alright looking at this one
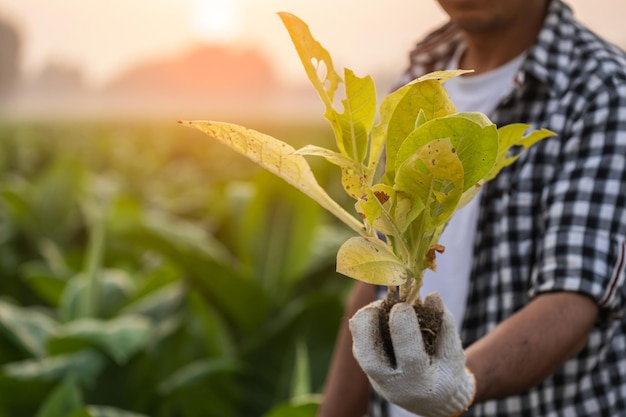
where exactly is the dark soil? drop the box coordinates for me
[379,298,443,367]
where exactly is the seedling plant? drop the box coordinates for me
[181,13,553,306]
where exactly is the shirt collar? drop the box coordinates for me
[519,0,577,97]
[403,0,576,97]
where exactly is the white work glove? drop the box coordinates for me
[349,293,475,417]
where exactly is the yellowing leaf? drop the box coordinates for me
[181,121,365,235]
[383,79,457,178]
[452,111,493,127]
[396,114,498,191]
[295,144,370,199]
[415,69,473,83]
[394,138,464,227]
[335,69,376,163]
[394,191,426,234]
[354,185,396,235]
[295,144,355,167]
[278,12,341,113]
[341,166,368,200]
[183,13,553,303]
[485,124,555,181]
[336,236,410,285]
[457,182,483,210]
[279,12,378,192]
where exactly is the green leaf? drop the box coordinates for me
[383,78,457,177]
[35,378,83,417]
[234,174,328,301]
[236,293,343,416]
[0,299,58,358]
[157,358,241,395]
[1,188,32,233]
[336,237,409,285]
[2,349,105,385]
[178,11,553,306]
[120,281,185,322]
[68,409,93,417]
[79,199,107,319]
[452,110,494,127]
[181,121,364,235]
[396,114,498,191]
[21,264,67,307]
[59,270,135,323]
[291,339,311,399]
[85,406,150,417]
[394,138,464,227]
[354,185,399,237]
[58,277,84,323]
[393,191,426,234]
[187,290,236,357]
[47,315,152,365]
[118,212,271,335]
[262,397,320,417]
[354,187,385,231]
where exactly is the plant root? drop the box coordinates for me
[377,296,443,366]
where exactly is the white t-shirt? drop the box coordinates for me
[388,49,524,417]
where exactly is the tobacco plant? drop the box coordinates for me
[0,122,345,417]
[182,13,554,304]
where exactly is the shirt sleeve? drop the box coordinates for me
[531,81,626,315]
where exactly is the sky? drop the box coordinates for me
[1,0,625,89]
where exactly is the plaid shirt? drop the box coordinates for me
[372,1,626,416]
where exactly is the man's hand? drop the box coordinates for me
[349,293,475,417]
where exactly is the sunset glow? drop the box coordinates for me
[189,0,242,43]
[1,0,623,91]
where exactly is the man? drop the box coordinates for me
[317,0,626,416]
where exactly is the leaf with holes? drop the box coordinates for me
[180,121,365,235]
[182,13,555,303]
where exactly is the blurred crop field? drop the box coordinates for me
[0,119,356,417]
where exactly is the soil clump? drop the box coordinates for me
[378,298,443,367]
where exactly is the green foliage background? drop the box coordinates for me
[0,120,354,417]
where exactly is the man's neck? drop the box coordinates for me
[459,6,546,74]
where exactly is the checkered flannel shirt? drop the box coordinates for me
[371,1,626,416]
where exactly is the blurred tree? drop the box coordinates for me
[0,16,20,99]
[31,62,84,94]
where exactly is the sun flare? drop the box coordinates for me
[189,0,242,43]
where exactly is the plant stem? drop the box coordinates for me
[386,286,398,304]
[405,270,423,305]
[82,202,105,318]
